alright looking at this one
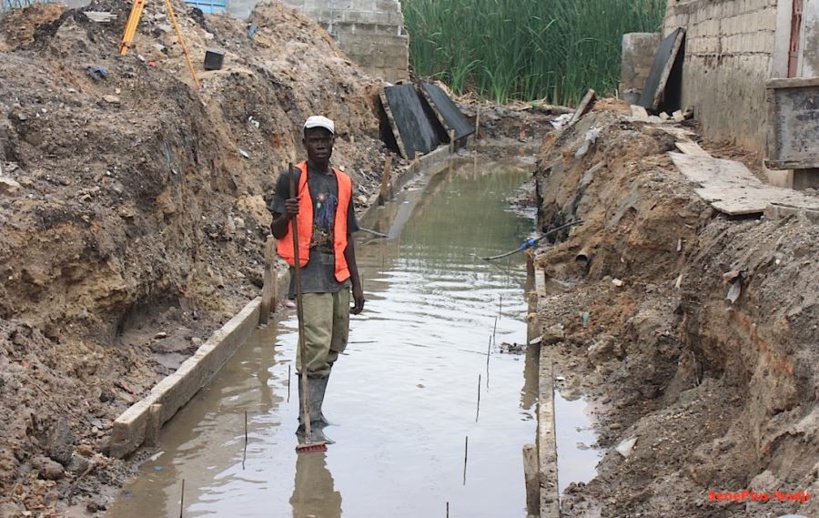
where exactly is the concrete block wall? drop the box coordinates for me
[284,0,409,83]
[664,0,778,151]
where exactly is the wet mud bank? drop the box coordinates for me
[532,102,819,517]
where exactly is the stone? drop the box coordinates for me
[0,177,22,196]
[542,324,565,345]
[102,95,121,105]
[66,454,90,475]
[48,417,75,466]
[587,334,622,366]
[33,455,65,480]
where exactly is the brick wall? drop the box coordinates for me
[284,0,409,83]
[664,0,778,151]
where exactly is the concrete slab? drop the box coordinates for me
[669,152,819,216]
[535,266,559,518]
[538,342,559,518]
[110,298,266,458]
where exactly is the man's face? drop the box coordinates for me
[303,127,334,164]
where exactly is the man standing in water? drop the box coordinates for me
[269,116,365,445]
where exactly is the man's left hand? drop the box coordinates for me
[351,285,365,315]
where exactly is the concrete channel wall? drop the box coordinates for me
[109,143,455,459]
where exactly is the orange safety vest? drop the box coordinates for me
[277,161,352,282]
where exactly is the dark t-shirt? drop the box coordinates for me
[269,164,359,296]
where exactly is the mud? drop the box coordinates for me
[533,102,819,517]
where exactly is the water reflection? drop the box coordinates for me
[290,453,341,518]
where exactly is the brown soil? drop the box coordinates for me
[534,102,819,517]
[0,2,560,516]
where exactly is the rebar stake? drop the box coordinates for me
[179,479,185,518]
[287,365,291,403]
[476,374,481,422]
[486,336,491,389]
[463,436,469,485]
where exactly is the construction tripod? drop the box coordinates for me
[120,0,201,89]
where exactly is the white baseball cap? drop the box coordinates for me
[303,115,334,134]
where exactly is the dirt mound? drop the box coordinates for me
[534,103,819,517]
[0,1,395,514]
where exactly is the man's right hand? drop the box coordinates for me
[284,197,299,220]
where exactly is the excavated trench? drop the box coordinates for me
[105,157,567,517]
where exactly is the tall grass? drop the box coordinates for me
[403,0,666,106]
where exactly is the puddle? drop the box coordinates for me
[554,391,603,493]
[108,160,540,517]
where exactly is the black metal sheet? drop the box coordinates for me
[420,83,474,140]
[383,84,441,160]
[639,27,685,111]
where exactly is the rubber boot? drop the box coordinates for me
[308,376,334,444]
[313,375,335,429]
[295,376,334,445]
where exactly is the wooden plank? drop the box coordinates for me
[675,141,711,157]
[767,77,819,89]
[382,84,442,160]
[377,155,393,206]
[568,88,597,126]
[639,28,685,111]
[379,89,409,159]
[418,82,474,140]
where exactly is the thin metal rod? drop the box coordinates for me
[287,365,291,403]
[476,374,481,422]
[463,436,469,485]
[486,336,491,389]
[179,479,185,518]
[492,316,498,346]
[446,502,450,517]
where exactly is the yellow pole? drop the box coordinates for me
[119,0,146,55]
[164,0,201,89]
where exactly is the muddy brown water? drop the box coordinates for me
[108,160,556,517]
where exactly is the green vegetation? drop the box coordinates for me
[402,0,666,106]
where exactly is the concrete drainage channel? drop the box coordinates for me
[108,143,453,460]
[108,141,589,517]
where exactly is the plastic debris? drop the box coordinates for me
[85,65,108,81]
[247,23,258,39]
[726,280,742,304]
[549,113,572,129]
[581,311,590,328]
[575,127,601,158]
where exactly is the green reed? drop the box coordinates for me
[403,0,666,105]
